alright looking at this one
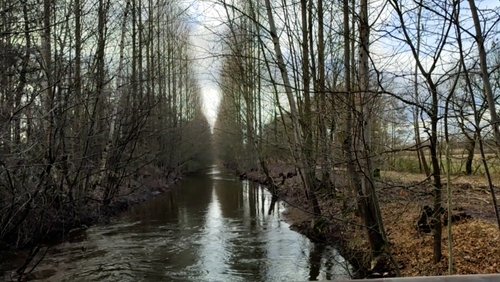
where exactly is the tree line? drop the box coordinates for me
[0,0,211,254]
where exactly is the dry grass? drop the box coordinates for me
[383,169,500,185]
[385,152,500,175]
[383,202,500,276]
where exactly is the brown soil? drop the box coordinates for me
[238,165,500,278]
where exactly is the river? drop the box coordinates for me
[1,166,351,281]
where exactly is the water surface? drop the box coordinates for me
[2,166,350,281]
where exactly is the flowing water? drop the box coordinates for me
[1,166,351,281]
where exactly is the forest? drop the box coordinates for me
[1,0,499,279]
[212,0,499,277]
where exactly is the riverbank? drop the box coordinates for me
[237,164,500,278]
[3,166,350,281]
[0,165,183,257]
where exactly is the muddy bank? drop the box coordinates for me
[235,164,500,278]
[236,165,376,278]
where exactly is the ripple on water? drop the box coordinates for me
[1,168,352,281]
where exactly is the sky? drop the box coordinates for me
[183,0,500,130]
[183,0,226,128]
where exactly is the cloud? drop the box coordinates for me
[182,0,226,127]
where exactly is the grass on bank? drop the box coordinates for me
[384,152,500,176]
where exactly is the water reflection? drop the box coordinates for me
[196,187,230,280]
[1,165,351,281]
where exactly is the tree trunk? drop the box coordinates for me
[457,5,500,230]
[343,0,387,263]
[300,0,321,216]
[428,81,443,263]
[264,0,320,216]
[465,136,476,176]
[413,0,430,177]
[467,0,500,150]
[317,0,330,188]
[42,0,54,163]
[358,0,388,258]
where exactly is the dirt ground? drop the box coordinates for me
[239,165,500,277]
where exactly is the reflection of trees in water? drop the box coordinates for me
[127,176,214,224]
[214,179,244,218]
[214,179,277,221]
[309,243,323,281]
[2,169,351,281]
